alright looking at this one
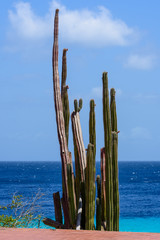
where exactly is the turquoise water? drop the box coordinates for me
[39,217,160,232]
[120,218,160,233]
[1,161,160,233]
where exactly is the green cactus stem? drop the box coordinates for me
[110,88,117,132]
[89,99,96,163]
[74,99,78,113]
[102,72,113,231]
[111,132,119,231]
[85,143,95,230]
[96,175,101,230]
[67,163,76,228]
[96,198,101,230]
[61,49,70,146]
[110,88,119,231]
[78,98,83,112]
[100,147,106,225]
[61,49,68,93]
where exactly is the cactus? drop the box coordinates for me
[96,175,101,230]
[78,99,83,112]
[67,163,76,228]
[96,198,101,230]
[102,72,113,231]
[46,9,120,232]
[71,100,86,228]
[85,143,95,230]
[110,88,119,231]
[100,148,106,226]
[52,9,71,228]
[61,49,70,146]
[89,99,96,163]
[110,88,117,132]
[53,192,62,224]
[74,99,78,113]
[76,195,82,230]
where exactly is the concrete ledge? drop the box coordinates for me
[0,228,160,240]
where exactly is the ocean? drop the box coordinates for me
[0,161,160,232]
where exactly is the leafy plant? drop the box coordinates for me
[0,191,43,228]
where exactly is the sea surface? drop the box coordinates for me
[0,161,160,232]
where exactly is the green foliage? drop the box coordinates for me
[0,192,43,228]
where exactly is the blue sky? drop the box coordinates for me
[0,0,160,161]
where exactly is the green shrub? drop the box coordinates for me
[0,192,43,228]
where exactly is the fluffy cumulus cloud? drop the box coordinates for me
[124,54,155,70]
[8,2,51,39]
[131,127,151,140]
[8,1,137,46]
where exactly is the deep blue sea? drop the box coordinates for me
[0,161,160,232]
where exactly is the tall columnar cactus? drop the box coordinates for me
[71,99,86,182]
[44,8,120,232]
[85,143,95,230]
[100,148,106,228]
[102,72,113,231]
[71,99,86,227]
[96,175,101,230]
[89,99,96,163]
[110,88,117,132]
[52,9,71,228]
[67,163,76,228]
[61,49,70,146]
[110,88,119,231]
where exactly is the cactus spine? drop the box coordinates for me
[102,72,113,231]
[110,88,119,231]
[85,144,95,230]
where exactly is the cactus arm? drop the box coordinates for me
[67,163,76,228]
[85,144,95,230]
[61,49,70,146]
[110,88,119,231]
[100,147,106,224]
[89,99,96,165]
[102,72,113,231]
[96,175,101,230]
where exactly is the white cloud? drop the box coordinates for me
[131,127,151,140]
[8,2,51,40]
[124,54,155,70]
[8,1,137,46]
[91,87,122,99]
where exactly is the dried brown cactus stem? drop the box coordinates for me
[52,9,70,228]
[71,111,86,182]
